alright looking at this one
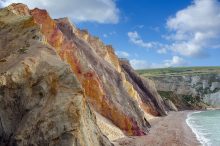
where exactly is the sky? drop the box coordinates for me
[1,0,220,69]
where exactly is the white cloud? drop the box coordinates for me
[1,0,119,23]
[103,34,108,38]
[164,56,187,67]
[116,51,130,58]
[127,31,169,54]
[150,26,160,32]
[103,31,116,38]
[130,59,164,69]
[128,31,158,48]
[166,0,220,57]
[128,0,220,59]
[157,48,167,54]
[130,59,151,69]
[130,56,187,69]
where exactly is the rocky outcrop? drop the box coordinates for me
[0,3,169,144]
[0,4,111,146]
[163,99,178,112]
[119,59,167,116]
[148,74,220,109]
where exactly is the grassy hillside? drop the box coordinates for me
[137,66,220,77]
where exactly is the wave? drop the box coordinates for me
[186,111,211,146]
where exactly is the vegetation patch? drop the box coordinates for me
[182,95,200,104]
[158,91,207,110]
[137,67,220,77]
[212,88,220,93]
[18,47,28,54]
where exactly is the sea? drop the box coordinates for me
[186,110,220,146]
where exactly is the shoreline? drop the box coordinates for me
[186,111,205,146]
[114,111,201,146]
[186,109,220,146]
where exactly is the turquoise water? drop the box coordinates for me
[186,110,220,146]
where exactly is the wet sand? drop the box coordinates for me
[114,111,201,146]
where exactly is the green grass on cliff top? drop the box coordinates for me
[137,66,220,77]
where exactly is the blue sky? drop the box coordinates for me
[1,0,220,69]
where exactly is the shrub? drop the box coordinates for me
[18,47,28,54]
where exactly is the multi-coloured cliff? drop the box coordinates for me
[0,3,169,145]
[0,4,112,145]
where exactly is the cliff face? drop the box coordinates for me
[46,15,149,136]
[33,7,168,135]
[119,60,167,115]
[0,3,169,144]
[0,4,111,146]
[149,74,220,109]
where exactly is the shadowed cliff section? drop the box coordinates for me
[119,59,167,116]
[0,3,169,144]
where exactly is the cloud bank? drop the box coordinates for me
[116,51,130,58]
[128,31,160,49]
[130,56,187,69]
[164,56,187,67]
[0,0,120,23]
[167,0,220,57]
[129,0,220,58]
[128,0,220,68]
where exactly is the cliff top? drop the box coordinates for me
[137,66,220,77]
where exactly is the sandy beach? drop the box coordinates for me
[114,111,201,146]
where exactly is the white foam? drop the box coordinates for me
[186,111,212,146]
